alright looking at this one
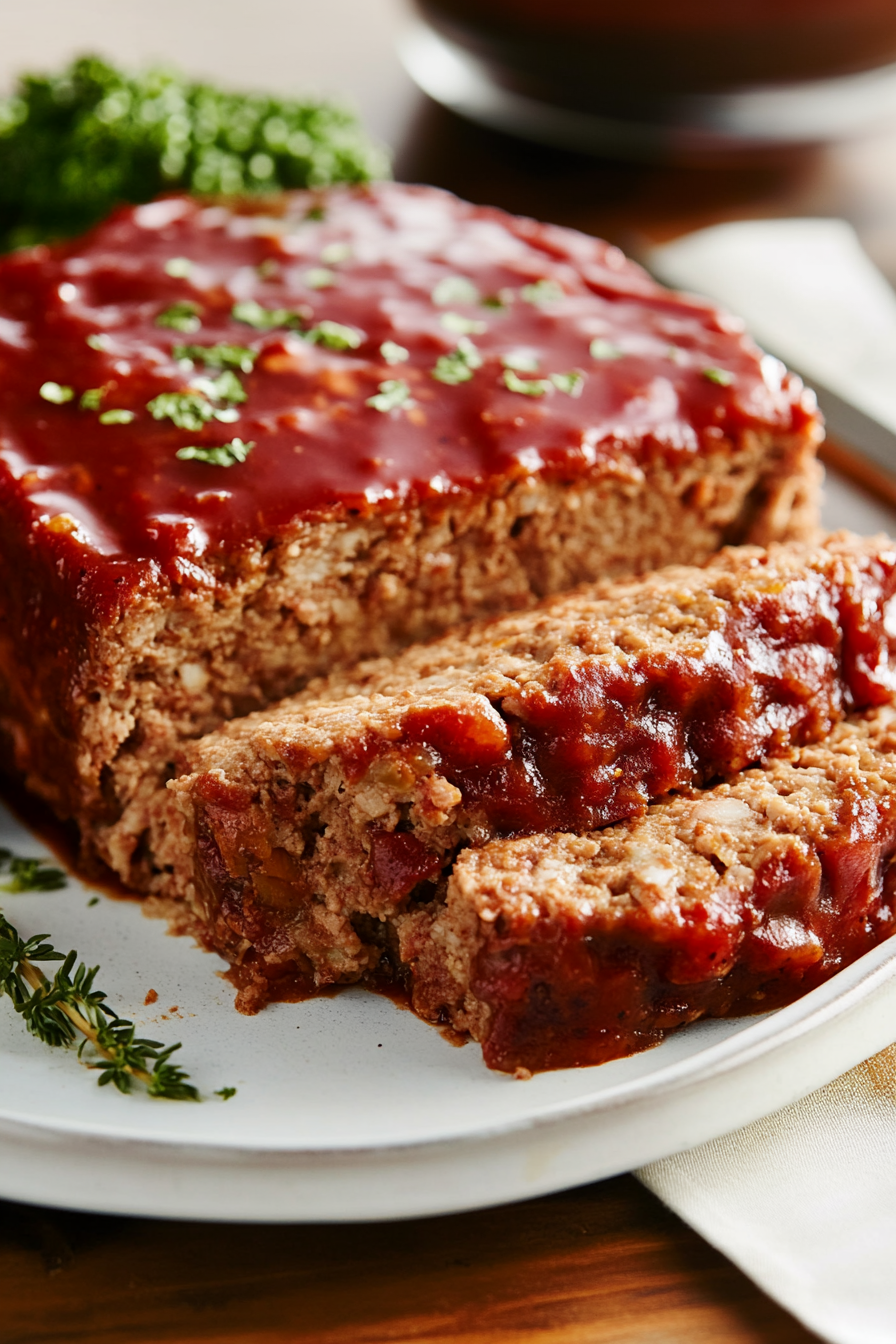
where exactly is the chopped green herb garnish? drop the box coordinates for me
[39,381,74,404]
[501,350,539,373]
[79,386,105,410]
[303,267,336,289]
[551,371,584,397]
[441,311,487,336]
[590,338,624,361]
[215,1086,237,1100]
[232,299,301,331]
[503,369,551,397]
[164,256,193,278]
[156,301,202,333]
[380,340,409,365]
[176,438,254,467]
[98,408,135,425]
[432,276,479,307]
[0,897,197,1099]
[432,337,483,385]
[307,320,363,350]
[192,369,246,404]
[703,367,734,386]
[86,333,111,352]
[0,848,66,894]
[173,343,257,374]
[87,897,100,907]
[147,391,214,431]
[0,55,389,252]
[366,378,412,412]
[521,279,565,306]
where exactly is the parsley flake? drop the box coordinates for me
[147,390,215,432]
[164,256,193,278]
[432,276,479,307]
[39,381,74,404]
[215,1086,237,1100]
[380,340,409,365]
[156,301,202,333]
[521,279,564,306]
[307,320,363,350]
[503,369,551,397]
[501,350,539,373]
[551,371,584,397]
[192,370,246,404]
[173,343,257,374]
[703,367,734,386]
[99,408,135,425]
[303,267,337,289]
[432,337,483,385]
[441,311,487,336]
[590,338,624,361]
[79,386,105,410]
[366,379,412,412]
[177,438,255,467]
[232,299,301,331]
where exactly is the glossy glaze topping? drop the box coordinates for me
[0,183,814,598]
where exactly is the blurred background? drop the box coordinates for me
[5,0,896,283]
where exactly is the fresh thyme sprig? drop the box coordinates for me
[0,892,198,1100]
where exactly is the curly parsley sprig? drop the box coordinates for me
[0,55,390,251]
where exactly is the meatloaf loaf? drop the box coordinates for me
[0,181,821,888]
[401,706,896,1073]
[164,532,896,1008]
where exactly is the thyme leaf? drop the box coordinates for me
[0,848,66,894]
[0,899,198,1100]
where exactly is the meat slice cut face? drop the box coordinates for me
[402,706,896,1073]
[164,532,896,1011]
[0,180,821,890]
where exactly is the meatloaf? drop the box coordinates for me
[401,706,896,1073]
[0,181,821,888]
[164,532,896,1008]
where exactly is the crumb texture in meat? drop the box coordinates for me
[405,706,896,1071]
[0,182,820,889]
[166,532,896,1013]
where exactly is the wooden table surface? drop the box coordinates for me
[6,3,896,1339]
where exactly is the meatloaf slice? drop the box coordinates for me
[399,706,896,1073]
[165,532,896,1006]
[0,181,820,890]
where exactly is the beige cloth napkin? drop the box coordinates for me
[642,221,896,1344]
[638,1045,896,1344]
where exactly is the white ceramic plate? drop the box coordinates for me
[1,470,894,1224]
